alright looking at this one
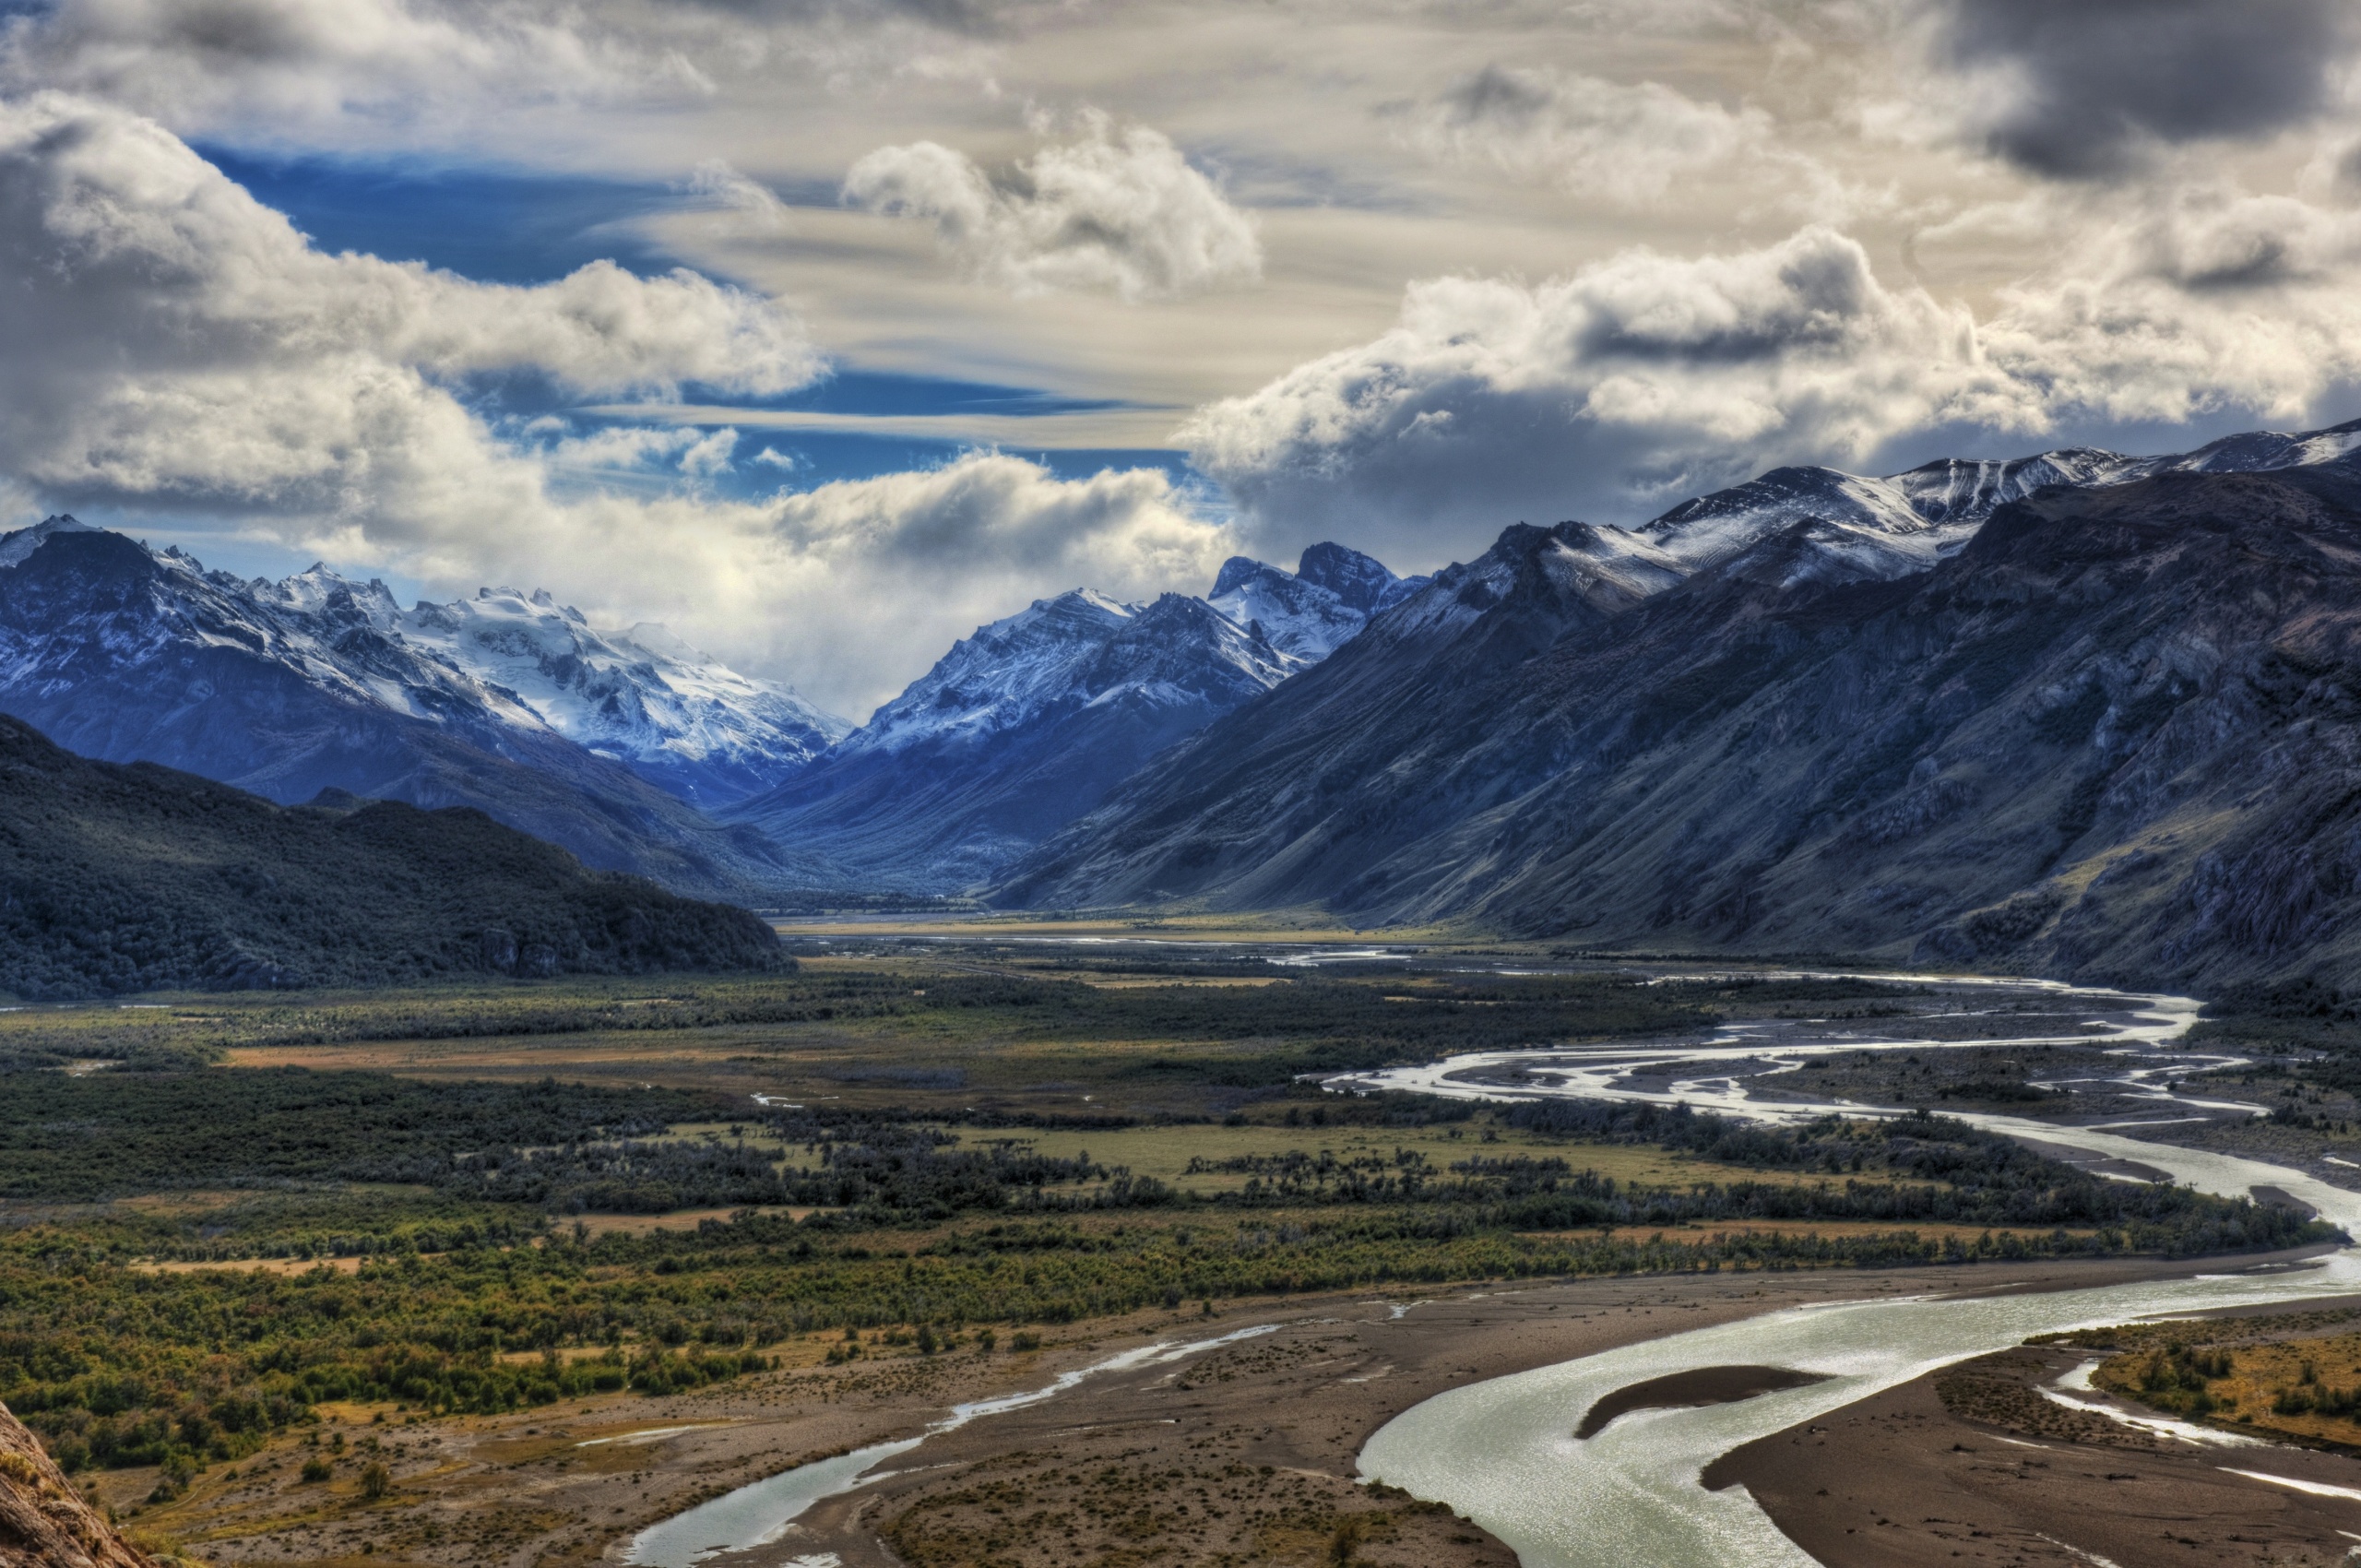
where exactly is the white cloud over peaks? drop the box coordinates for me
[0,93,1228,715]
[0,90,816,526]
[1399,65,1781,206]
[1978,189,2361,428]
[534,453,1233,719]
[843,113,1263,300]
[1182,225,2022,557]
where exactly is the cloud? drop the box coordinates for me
[684,159,792,231]
[1919,0,2361,177]
[460,451,1233,717]
[1190,184,2361,563]
[1181,225,2023,558]
[0,90,817,519]
[843,111,1262,300]
[0,0,1005,156]
[1397,65,1780,206]
[0,92,1228,716]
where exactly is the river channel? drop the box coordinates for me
[631,966,2361,1565]
[1337,974,2361,1566]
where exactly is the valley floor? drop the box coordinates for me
[100,1255,2259,1568]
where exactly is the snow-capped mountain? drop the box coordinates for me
[389,588,844,809]
[726,588,1301,891]
[1205,542,1429,661]
[1000,425,2361,990]
[722,540,1424,893]
[1635,416,2361,588]
[0,520,822,896]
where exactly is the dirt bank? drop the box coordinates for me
[1707,1326,2361,1565]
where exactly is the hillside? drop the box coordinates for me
[0,716,784,1000]
[0,521,821,898]
[1003,468,2361,998]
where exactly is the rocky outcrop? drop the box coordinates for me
[0,1403,154,1568]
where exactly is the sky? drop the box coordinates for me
[3,0,2359,719]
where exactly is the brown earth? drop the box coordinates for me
[1708,1335,2361,1565]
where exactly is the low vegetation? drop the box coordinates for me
[2042,1309,2361,1449]
[0,714,784,1001]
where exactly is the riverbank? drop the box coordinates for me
[691,1251,2335,1568]
[1705,1298,2361,1566]
[81,1252,2267,1567]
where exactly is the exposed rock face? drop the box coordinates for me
[1003,468,2361,997]
[0,1402,154,1568]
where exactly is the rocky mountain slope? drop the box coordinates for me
[726,544,1418,892]
[0,715,783,1000]
[0,1399,153,1568]
[0,521,822,897]
[724,589,1302,892]
[1002,456,2361,996]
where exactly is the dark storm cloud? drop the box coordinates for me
[1930,0,2356,176]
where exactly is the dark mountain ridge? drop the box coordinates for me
[0,714,783,1000]
[1004,466,2361,997]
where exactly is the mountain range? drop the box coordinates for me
[25,412,2361,997]
[724,544,1420,891]
[1003,419,2361,996]
[0,518,837,897]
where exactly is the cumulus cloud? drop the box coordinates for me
[1182,225,2023,557]
[1918,0,2361,176]
[459,452,1234,717]
[843,112,1262,299]
[1397,65,1781,206]
[0,91,816,523]
[1190,185,2361,562]
[0,91,1231,715]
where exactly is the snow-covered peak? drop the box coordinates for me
[257,563,404,627]
[1889,449,2138,525]
[840,589,1159,758]
[0,521,841,810]
[1205,542,1423,661]
[1207,558,1365,661]
[1295,542,1401,614]
[1640,466,1933,568]
[1539,521,1688,603]
[1629,417,2361,591]
[393,587,845,807]
[0,515,97,570]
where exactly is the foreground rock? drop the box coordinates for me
[0,1403,153,1568]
